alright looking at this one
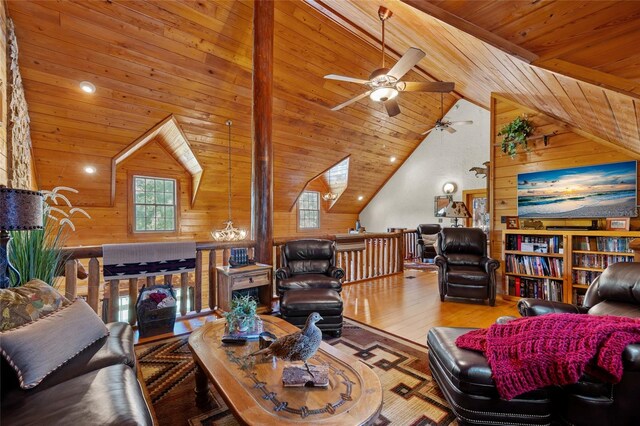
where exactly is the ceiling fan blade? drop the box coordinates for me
[397,81,455,93]
[330,90,372,111]
[448,120,473,125]
[387,47,426,81]
[444,126,457,134]
[324,74,370,85]
[421,127,435,135]
[384,98,401,117]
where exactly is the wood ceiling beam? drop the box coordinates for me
[304,0,466,103]
[400,0,539,64]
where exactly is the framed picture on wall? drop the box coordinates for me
[434,195,451,217]
[506,216,520,229]
[606,217,630,231]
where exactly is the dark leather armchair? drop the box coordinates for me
[434,227,498,306]
[517,262,640,426]
[416,224,441,262]
[275,239,345,298]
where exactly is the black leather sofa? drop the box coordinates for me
[427,262,640,426]
[1,321,153,425]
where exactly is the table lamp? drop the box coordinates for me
[0,186,44,288]
[444,201,471,228]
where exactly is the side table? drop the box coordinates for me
[216,263,272,313]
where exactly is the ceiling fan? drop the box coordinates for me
[422,94,473,135]
[324,6,455,117]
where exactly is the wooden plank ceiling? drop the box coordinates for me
[8,0,454,213]
[9,0,640,217]
[316,0,640,157]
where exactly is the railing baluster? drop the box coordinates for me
[146,276,155,286]
[195,250,202,313]
[109,280,120,322]
[180,272,188,316]
[64,259,77,300]
[88,258,100,313]
[128,278,137,325]
[164,274,172,285]
[223,248,230,266]
[209,250,216,310]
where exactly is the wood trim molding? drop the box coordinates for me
[399,0,538,64]
[289,154,351,212]
[111,115,203,207]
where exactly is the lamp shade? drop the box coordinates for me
[0,187,44,230]
[444,201,471,219]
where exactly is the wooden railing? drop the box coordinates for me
[60,231,407,324]
[273,232,404,285]
[60,241,255,324]
[402,229,419,261]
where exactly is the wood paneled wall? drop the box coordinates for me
[64,142,352,246]
[489,94,640,260]
[0,1,7,186]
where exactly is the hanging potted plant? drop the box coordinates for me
[498,115,534,158]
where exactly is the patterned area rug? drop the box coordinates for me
[404,262,438,272]
[135,320,457,425]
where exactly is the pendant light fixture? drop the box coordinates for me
[211,120,247,242]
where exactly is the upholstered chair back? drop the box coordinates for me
[582,262,640,317]
[282,239,336,275]
[436,228,487,266]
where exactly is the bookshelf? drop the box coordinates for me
[502,230,640,304]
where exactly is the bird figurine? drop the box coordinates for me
[249,312,323,377]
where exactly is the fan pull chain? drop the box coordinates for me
[381,18,385,68]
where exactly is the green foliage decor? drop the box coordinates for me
[9,187,90,287]
[498,115,534,158]
[224,294,258,332]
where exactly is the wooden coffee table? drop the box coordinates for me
[188,315,383,425]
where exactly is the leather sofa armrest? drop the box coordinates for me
[623,343,640,371]
[480,257,500,272]
[327,265,345,280]
[417,239,425,247]
[434,255,447,267]
[518,298,588,317]
[275,266,291,280]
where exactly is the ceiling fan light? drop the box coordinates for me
[370,87,398,102]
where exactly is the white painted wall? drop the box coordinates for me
[360,99,490,232]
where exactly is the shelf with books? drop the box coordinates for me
[569,232,639,305]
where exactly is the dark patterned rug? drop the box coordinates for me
[135,319,457,425]
[404,262,439,272]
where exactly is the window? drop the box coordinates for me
[298,191,320,229]
[133,176,177,232]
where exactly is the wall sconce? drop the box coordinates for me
[442,182,457,195]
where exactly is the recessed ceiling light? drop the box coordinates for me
[84,166,96,174]
[358,195,364,201]
[390,156,397,163]
[80,81,96,94]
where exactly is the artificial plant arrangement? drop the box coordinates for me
[498,115,534,158]
[224,294,258,333]
[9,186,90,287]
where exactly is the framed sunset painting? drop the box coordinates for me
[517,161,638,218]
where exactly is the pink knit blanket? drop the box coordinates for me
[455,314,640,400]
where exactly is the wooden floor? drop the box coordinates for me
[342,268,518,344]
[137,267,518,345]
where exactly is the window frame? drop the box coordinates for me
[128,172,180,235]
[297,190,321,231]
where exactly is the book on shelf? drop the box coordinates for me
[505,254,563,278]
[506,234,562,254]
[507,276,562,301]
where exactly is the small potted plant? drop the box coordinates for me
[498,115,534,158]
[224,294,257,333]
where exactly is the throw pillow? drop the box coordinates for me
[0,298,109,389]
[0,279,70,331]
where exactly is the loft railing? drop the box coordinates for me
[272,232,404,285]
[60,231,407,325]
[402,229,419,261]
[60,241,255,324]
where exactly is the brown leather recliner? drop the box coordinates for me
[518,262,640,426]
[416,224,441,262]
[276,239,345,335]
[434,228,499,306]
